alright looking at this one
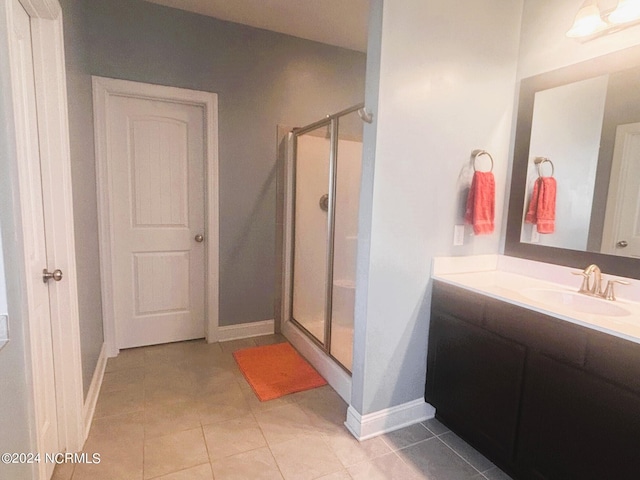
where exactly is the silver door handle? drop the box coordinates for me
[194,234,204,243]
[42,268,63,283]
[616,240,629,248]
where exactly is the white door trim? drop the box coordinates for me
[4,0,85,458]
[93,76,220,356]
[601,122,640,255]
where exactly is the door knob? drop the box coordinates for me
[194,234,204,243]
[42,268,63,283]
[319,194,329,212]
[616,240,629,248]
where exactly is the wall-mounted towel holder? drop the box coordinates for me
[534,157,555,177]
[472,149,494,172]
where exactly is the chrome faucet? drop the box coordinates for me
[572,264,629,300]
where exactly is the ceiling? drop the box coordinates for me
[144,0,370,52]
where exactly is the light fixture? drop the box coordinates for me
[567,0,640,40]
[608,0,640,23]
[566,1,608,38]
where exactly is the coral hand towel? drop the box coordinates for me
[464,171,495,235]
[525,177,556,234]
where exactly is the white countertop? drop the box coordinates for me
[432,255,640,345]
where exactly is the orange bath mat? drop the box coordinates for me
[233,343,327,401]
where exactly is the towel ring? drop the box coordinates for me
[472,150,494,173]
[534,157,555,178]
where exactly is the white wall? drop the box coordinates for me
[0,228,6,314]
[518,0,640,79]
[352,0,523,415]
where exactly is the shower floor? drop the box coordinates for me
[295,318,353,372]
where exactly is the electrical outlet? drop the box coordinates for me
[454,225,465,246]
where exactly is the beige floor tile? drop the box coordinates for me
[381,423,434,451]
[101,367,145,393]
[347,452,423,480]
[195,380,245,404]
[253,403,317,446]
[51,461,74,480]
[323,429,392,467]
[314,471,352,480]
[143,427,209,479]
[94,385,144,418]
[197,392,252,425]
[188,363,241,388]
[296,388,348,434]
[105,347,146,373]
[149,463,214,479]
[253,334,287,346]
[202,414,266,460]
[270,434,344,480]
[144,376,196,407]
[211,447,284,480]
[219,338,256,353]
[75,431,143,480]
[87,411,145,443]
[144,400,201,438]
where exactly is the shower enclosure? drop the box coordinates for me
[282,104,364,377]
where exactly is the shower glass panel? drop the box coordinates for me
[289,103,364,373]
[329,111,362,371]
[291,124,332,345]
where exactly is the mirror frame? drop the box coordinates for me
[505,44,640,279]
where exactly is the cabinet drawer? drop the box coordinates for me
[432,280,485,326]
[484,300,588,367]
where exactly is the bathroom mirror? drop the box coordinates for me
[505,44,640,279]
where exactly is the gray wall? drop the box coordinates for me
[352,0,523,415]
[0,1,37,476]
[60,1,366,360]
[60,0,104,399]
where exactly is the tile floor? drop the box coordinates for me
[52,335,513,480]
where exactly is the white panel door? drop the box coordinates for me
[603,123,640,258]
[9,0,59,477]
[108,95,206,348]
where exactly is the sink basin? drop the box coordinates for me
[521,288,631,317]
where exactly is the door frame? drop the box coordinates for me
[601,122,640,255]
[2,0,85,458]
[93,76,220,356]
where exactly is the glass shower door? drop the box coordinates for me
[291,123,332,345]
[289,104,364,372]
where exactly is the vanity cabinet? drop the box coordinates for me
[426,290,526,467]
[426,280,640,480]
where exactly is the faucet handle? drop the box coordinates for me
[572,271,590,293]
[603,279,630,301]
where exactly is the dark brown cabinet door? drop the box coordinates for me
[517,353,640,480]
[426,311,526,467]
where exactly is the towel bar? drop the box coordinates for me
[534,157,555,177]
[472,150,494,173]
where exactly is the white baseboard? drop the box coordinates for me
[218,319,274,342]
[282,320,351,404]
[82,343,107,441]
[345,398,435,441]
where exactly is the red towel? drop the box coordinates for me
[464,171,495,235]
[525,177,556,234]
